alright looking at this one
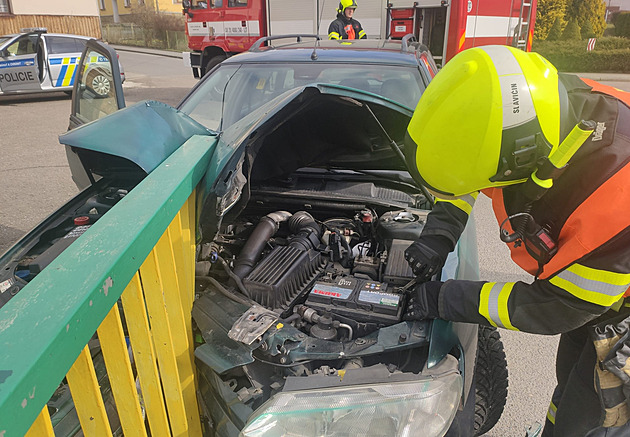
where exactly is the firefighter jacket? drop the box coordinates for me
[328,14,367,40]
[424,74,630,335]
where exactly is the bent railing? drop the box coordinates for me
[0,135,216,436]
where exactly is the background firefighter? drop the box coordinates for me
[402,45,630,436]
[328,0,367,40]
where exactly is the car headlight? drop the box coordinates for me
[240,372,462,437]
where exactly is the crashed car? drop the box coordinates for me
[0,37,508,436]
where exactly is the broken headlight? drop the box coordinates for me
[239,372,462,437]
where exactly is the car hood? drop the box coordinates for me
[196,84,415,240]
[58,85,414,239]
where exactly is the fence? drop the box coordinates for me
[0,135,216,436]
[102,23,188,52]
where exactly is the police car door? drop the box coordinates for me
[45,35,85,89]
[69,39,125,129]
[0,34,42,93]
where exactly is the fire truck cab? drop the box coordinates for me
[183,0,536,78]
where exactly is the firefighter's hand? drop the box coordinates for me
[404,236,452,281]
[403,281,442,321]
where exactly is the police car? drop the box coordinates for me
[0,28,125,96]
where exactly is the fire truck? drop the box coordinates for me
[182,0,537,78]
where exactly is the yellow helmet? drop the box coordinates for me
[337,0,358,14]
[405,45,565,198]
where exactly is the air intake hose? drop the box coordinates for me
[233,211,292,279]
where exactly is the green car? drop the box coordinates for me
[0,36,512,437]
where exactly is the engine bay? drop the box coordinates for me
[200,201,429,342]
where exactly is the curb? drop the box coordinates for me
[111,44,184,59]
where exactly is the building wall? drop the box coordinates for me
[12,0,99,16]
[99,0,136,18]
[0,0,101,38]
[609,0,630,11]
[157,0,183,14]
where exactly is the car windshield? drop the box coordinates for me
[179,62,424,131]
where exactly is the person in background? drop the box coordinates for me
[328,0,366,40]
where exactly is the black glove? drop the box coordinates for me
[404,236,453,281]
[403,281,443,321]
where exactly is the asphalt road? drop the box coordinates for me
[1,50,629,436]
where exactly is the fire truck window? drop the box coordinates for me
[210,0,222,8]
[191,0,208,9]
[228,0,247,7]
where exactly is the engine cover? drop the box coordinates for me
[243,245,325,315]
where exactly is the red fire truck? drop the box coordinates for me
[182,0,537,78]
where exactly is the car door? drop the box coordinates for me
[69,39,125,130]
[0,34,42,93]
[44,35,85,89]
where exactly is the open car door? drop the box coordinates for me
[68,39,125,130]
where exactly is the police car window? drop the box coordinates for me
[47,36,83,54]
[6,35,38,56]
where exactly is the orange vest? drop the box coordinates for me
[484,79,630,284]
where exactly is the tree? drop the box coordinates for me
[566,0,607,37]
[581,20,596,39]
[546,17,563,40]
[535,0,568,40]
[561,17,582,40]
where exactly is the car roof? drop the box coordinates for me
[222,38,428,67]
[1,32,92,40]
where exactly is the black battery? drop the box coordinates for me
[305,276,403,324]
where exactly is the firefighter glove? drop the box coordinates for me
[404,236,452,281]
[403,281,442,321]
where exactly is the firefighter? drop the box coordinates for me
[403,45,630,436]
[328,0,367,40]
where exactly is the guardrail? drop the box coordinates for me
[0,135,216,436]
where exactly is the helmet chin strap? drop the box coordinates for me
[499,120,596,269]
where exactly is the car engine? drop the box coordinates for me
[200,207,427,342]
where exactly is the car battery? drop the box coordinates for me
[304,276,403,324]
[383,239,416,286]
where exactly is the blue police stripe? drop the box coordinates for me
[56,65,68,87]
[49,58,64,65]
[0,59,36,69]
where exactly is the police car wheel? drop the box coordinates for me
[88,70,111,97]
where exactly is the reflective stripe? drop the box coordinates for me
[358,30,366,38]
[436,192,478,215]
[546,401,557,425]
[479,282,518,330]
[62,64,76,87]
[329,32,340,40]
[550,264,630,307]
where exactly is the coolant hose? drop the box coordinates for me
[232,211,292,279]
[197,275,255,307]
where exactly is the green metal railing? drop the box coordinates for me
[0,135,216,436]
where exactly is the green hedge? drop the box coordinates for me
[615,12,630,38]
[532,37,630,72]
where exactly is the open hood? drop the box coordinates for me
[59,100,215,177]
[196,84,415,241]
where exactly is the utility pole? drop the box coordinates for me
[111,0,120,23]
